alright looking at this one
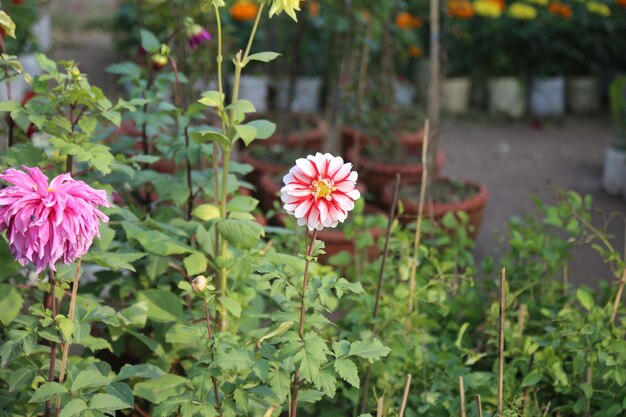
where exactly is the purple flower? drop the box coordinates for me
[187,24,212,49]
[0,166,111,273]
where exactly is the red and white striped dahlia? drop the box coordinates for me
[281,153,360,231]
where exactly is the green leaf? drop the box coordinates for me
[106,62,142,78]
[0,11,16,38]
[122,223,193,256]
[218,219,264,250]
[215,349,252,371]
[140,29,160,53]
[576,288,594,311]
[521,370,542,387]
[348,339,391,362]
[246,119,276,140]
[580,382,593,399]
[116,364,167,381]
[29,382,68,403]
[227,99,256,113]
[192,204,221,221]
[35,53,57,74]
[0,284,24,326]
[198,91,225,108]
[71,369,110,392]
[183,252,208,276]
[137,289,183,323]
[59,399,88,417]
[246,52,281,63]
[89,393,132,411]
[219,296,242,318]
[299,389,324,403]
[95,223,116,251]
[56,315,75,342]
[7,368,35,392]
[268,371,290,402]
[192,130,230,150]
[334,358,360,388]
[82,251,146,272]
[234,124,257,146]
[295,333,330,382]
[133,374,186,404]
[312,370,336,398]
[226,196,259,213]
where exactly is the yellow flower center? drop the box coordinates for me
[312,178,334,200]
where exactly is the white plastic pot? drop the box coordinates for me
[277,77,322,113]
[33,12,52,52]
[488,77,525,118]
[530,77,565,117]
[602,147,626,195]
[442,77,471,114]
[567,76,598,114]
[233,75,268,113]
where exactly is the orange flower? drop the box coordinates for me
[548,1,573,17]
[396,12,423,29]
[492,0,506,11]
[308,0,321,16]
[617,0,626,7]
[408,46,424,58]
[447,0,475,19]
[230,0,260,21]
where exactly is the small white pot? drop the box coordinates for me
[0,53,42,102]
[567,76,598,114]
[33,12,52,52]
[488,77,525,118]
[602,147,626,195]
[530,76,565,117]
[442,77,471,114]
[277,77,322,113]
[233,75,268,113]
[394,78,415,106]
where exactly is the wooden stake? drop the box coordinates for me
[426,0,441,190]
[376,397,384,417]
[475,395,483,417]
[408,120,430,315]
[497,268,506,417]
[459,376,467,417]
[399,374,412,417]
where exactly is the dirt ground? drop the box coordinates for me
[46,0,625,288]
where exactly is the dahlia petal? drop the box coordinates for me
[294,198,314,219]
[295,158,317,179]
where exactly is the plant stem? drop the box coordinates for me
[376,397,384,417]
[407,120,430,315]
[44,270,57,417]
[517,303,527,340]
[55,259,82,416]
[497,267,506,417]
[459,376,467,417]
[476,395,483,417]
[427,0,441,192]
[398,374,412,417]
[204,298,222,415]
[611,268,626,325]
[212,3,224,300]
[289,229,318,417]
[359,174,401,414]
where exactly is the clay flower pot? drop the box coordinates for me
[341,126,425,156]
[347,145,446,201]
[383,177,489,239]
[240,114,327,186]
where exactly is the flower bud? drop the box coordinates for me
[192,275,208,293]
[151,54,169,70]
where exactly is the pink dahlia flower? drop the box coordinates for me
[0,167,111,274]
[187,24,212,49]
[281,153,360,231]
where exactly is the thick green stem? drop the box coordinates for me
[218,149,231,331]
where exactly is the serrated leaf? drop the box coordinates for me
[295,333,330,382]
[116,364,167,381]
[7,368,35,392]
[334,358,360,388]
[137,289,183,323]
[183,252,208,276]
[269,371,290,402]
[215,349,251,371]
[29,382,68,403]
[348,339,390,362]
[220,296,242,318]
[133,374,186,404]
[299,389,324,403]
[192,204,221,221]
[59,399,87,417]
[0,284,24,326]
[312,370,337,398]
[89,393,132,411]
[71,369,110,392]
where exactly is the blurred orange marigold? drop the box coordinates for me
[396,12,423,29]
[548,1,573,17]
[617,0,626,7]
[230,0,260,21]
[447,0,475,19]
[308,1,321,16]
[409,46,424,57]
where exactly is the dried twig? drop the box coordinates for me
[459,376,467,417]
[399,374,412,417]
[475,394,483,417]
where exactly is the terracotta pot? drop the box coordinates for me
[341,126,425,156]
[240,114,327,186]
[382,177,489,239]
[258,174,384,262]
[347,145,446,201]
